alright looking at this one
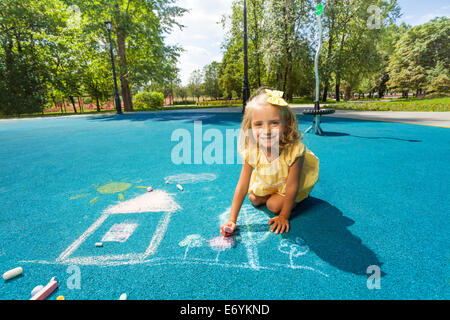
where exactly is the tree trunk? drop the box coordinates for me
[96,97,101,112]
[51,94,58,110]
[77,96,83,113]
[322,19,335,103]
[61,98,67,113]
[251,0,261,88]
[116,29,133,111]
[322,84,328,102]
[277,65,281,90]
[344,86,351,101]
[335,77,341,102]
[68,95,77,113]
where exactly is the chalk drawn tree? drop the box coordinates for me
[220,204,271,270]
[278,237,309,268]
[179,234,204,259]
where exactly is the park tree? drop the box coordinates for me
[70,0,186,111]
[0,0,63,115]
[219,1,244,99]
[188,69,204,102]
[387,17,450,97]
[261,0,313,102]
[320,0,400,101]
[220,0,313,101]
[203,61,222,100]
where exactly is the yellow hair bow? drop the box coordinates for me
[265,89,288,106]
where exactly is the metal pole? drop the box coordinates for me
[242,0,250,114]
[106,25,122,114]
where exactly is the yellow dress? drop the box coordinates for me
[241,140,319,203]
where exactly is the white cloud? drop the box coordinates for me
[165,0,233,85]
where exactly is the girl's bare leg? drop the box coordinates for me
[266,194,299,214]
[248,192,270,207]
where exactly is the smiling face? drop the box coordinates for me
[250,101,284,152]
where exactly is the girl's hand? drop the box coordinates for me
[268,216,290,234]
[220,221,236,237]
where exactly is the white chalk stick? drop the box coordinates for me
[119,293,127,300]
[31,285,44,296]
[30,277,58,300]
[95,242,103,247]
[2,267,23,280]
[176,184,183,191]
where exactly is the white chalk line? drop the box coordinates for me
[164,173,217,184]
[56,213,108,262]
[141,211,173,260]
[19,256,329,277]
[104,190,180,214]
[54,189,179,265]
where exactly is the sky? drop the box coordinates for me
[164,0,450,86]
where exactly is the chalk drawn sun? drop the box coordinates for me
[69,179,149,205]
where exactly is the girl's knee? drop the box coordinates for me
[266,197,282,214]
[248,193,257,204]
[249,193,267,207]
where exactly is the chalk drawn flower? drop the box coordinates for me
[208,236,234,262]
[179,234,205,259]
[278,237,309,268]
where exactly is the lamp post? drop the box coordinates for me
[303,1,335,135]
[104,20,122,114]
[242,0,250,114]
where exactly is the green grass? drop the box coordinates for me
[330,97,450,112]
[2,96,448,119]
[162,104,241,110]
[0,109,116,119]
[291,97,337,104]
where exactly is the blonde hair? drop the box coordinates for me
[238,87,301,155]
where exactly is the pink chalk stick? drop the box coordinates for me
[224,226,233,234]
[30,277,58,300]
[147,187,153,192]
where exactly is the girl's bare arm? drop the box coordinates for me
[279,155,304,219]
[228,161,253,223]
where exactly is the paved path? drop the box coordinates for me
[163,105,450,128]
[2,105,449,128]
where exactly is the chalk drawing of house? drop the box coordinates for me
[55,190,180,266]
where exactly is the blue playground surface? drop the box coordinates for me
[0,111,449,300]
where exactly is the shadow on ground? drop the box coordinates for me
[86,111,243,126]
[319,131,421,142]
[255,197,385,277]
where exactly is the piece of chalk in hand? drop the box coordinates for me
[95,242,103,247]
[224,226,233,234]
[2,267,23,280]
[176,184,183,191]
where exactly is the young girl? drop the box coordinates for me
[220,87,319,236]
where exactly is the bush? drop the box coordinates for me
[333,97,450,112]
[172,100,196,105]
[134,91,164,110]
[197,99,241,106]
